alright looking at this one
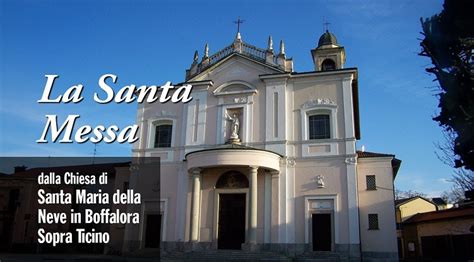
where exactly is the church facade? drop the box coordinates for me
[132,30,401,261]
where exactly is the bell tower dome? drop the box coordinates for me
[311,30,346,71]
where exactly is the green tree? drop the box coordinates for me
[420,0,474,171]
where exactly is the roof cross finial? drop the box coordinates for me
[233,17,245,33]
[193,50,199,62]
[323,18,331,32]
[204,43,209,58]
[279,40,285,55]
[268,35,273,51]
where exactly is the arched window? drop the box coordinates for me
[154,120,173,148]
[216,171,249,189]
[321,59,336,71]
[309,114,330,139]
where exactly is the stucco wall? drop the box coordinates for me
[357,157,398,254]
[417,217,474,237]
[293,157,350,245]
[398,198,437,222]
[134,56,356,159]
[291,77,344,141]
[160,163,181,241]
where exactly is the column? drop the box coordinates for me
[263,172,271,243]
[248,166,258,244]
[190,168,201,242]
[345,157,360,258]
[270,170,280,243]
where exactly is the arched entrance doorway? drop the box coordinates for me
[216,171,248,250]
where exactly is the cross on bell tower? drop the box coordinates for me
[323,18,331,32]
[311,20,346,71]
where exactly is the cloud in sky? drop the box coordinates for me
[395,172,455,197]
[437,178,452,184]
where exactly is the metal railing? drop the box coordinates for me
[241,42,267,62]
[188,41,279,80]
[208,44,234,66]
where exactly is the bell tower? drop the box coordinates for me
[311,30,346,71]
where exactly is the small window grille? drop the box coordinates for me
[366,175,376,190]
[368,214,379,230]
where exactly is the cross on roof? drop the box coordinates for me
[233,17,245,33]
[323,18,330,31]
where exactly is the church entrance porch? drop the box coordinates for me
[217,193,246,250]
[185,145,282,251]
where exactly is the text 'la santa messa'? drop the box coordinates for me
[36,74,193,144]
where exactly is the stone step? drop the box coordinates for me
[294,251,346,262]
[161,250,291,261]
[294,258,341,262]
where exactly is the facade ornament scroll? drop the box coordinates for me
[301,98,336,109]
[286,157,296,167]
[345,157,357,165]
[190,168,202,177]
[233,97,247,103]
[270,170,280,177]
[129,164,139,172]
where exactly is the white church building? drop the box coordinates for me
[131,29,401,261]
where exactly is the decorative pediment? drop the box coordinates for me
[213,81,257,96]
[301,98,336,109]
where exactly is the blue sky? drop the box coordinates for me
[0,0,454,196]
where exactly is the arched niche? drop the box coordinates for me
[216,171,249,189]
[213,81,257,96]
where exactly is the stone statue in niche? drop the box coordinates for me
[225,110,241,144]
[316,175,325,188]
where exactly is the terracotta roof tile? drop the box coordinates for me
[395,196,437,208]
[357,151,394,158]
[404,206,474,224]
[356,151,402,178]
